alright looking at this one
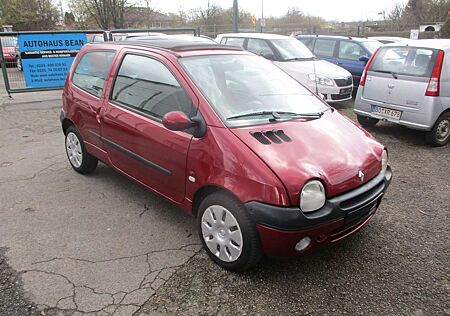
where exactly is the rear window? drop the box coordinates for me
[370,47,438,78]
[72,51,115,97]
[224,37,245,48]
[360,41,382,54]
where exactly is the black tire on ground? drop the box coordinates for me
[197,191,263,272]
[65,125,98,174]
[357,114,379,127]
[425,112,450,147]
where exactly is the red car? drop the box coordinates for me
[60,39,392,271]
[0,36,17,66]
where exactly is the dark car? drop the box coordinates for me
[60,39,392,271]
[296,35,382,89]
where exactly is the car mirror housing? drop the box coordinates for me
[359,55,370,62]
[162,111,194,131]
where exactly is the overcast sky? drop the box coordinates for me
[148,0,409,22]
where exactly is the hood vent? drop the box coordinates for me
[250,130,292,145]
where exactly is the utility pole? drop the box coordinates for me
[261,0,264,32]
[232,0,239,33]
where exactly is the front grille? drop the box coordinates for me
[331,93,351,100]
[334,76,353,87]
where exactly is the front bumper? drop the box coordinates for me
[246,166,392,256]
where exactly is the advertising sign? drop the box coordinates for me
[18,33,87,88]
[410,29,419,40]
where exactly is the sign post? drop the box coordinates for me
[18,33,87,89]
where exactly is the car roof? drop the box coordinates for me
[217,33,291,40]
[123,34,216,43]
[384,39,450,50]
[296,35,378,42]
[89,38,245,57]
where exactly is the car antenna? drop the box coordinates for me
[312,56,319,95]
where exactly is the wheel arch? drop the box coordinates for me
[61,118,75,135]
[191,185,240,218]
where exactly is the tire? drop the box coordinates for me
[426,112,450,147]
[357,114,379,127]
[197,191,263,272]
[65,125,98,174]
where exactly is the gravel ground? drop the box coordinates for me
[0,248,39,316]
[0,98,449,315]
[137,102,450,316]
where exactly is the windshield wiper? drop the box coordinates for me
[226,110,324,121]
[284,57,315,61]
[227,111,280,120]
[373,70,398,79]
[270,111,323,121]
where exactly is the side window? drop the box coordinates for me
[72,51,115,97]
[111,54,194,119]
[339,41,366,61]
[314,39,336,57]
[247,39,275,58]
[298,38,313,50]
[224,37,245,48]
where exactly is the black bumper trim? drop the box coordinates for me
[245,166,392,231]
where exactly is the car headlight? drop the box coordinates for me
[308,74,335,86]
[381,149,388,174]
[300,180,326,213]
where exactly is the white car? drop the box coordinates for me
[216,33,353,103]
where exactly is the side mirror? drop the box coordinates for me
[359,55,370,62]
[162,111,195,131]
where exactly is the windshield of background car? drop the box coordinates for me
[369,46,438,77]
[271,39,315,60]
[180,54,328,127]
[361,40,382,54]
[1,37,17,47]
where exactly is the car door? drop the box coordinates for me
[100,50,197,203]
[70,50,115,150]
[312,38,338,64]
[337,40,368,85]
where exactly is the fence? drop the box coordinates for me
[0,27,199,96]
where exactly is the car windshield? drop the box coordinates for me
[1,37,17,47]
[180,54,328,126]
[271,38,315,60]
[361,40,382,54]
[370,46,438,78]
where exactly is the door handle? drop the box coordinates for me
[388,83,395,89]
[95,107,102,123]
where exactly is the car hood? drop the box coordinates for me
[275,59,351,80]
[230,109,383,205]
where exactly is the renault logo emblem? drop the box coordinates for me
[358,170,365,182]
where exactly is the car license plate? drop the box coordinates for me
[371,105,402,120]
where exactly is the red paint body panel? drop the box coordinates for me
[230,111,383,204]
[185,126,290,207]
[1,47,16,62]
[257,211,375,256]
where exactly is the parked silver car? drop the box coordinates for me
[216,33,353,103]
[355,39,450,146]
